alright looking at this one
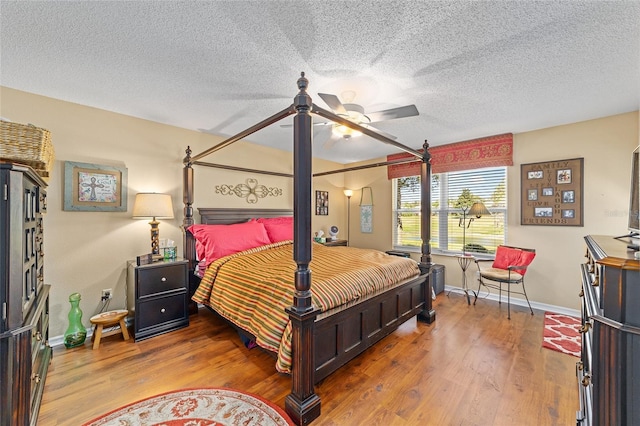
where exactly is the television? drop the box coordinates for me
[627,145,639,248]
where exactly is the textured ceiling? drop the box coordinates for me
[1,1,639,164]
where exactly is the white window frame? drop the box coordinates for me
[392,167,507,256]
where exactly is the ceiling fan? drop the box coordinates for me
[315,92,419,148]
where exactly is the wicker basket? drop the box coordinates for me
[0,120,55,178]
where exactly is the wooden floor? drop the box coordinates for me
[38,293,578,425]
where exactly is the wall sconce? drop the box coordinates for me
[459,201,491,254]
[343,189,353,245]
[132,193,174,255]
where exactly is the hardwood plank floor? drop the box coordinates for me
[37,293,578,425]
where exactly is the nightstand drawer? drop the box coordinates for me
[137,263,187,297]
[136,291,187,331]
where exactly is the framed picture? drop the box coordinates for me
[315,190,328,215]
[557,169,572,184]
[521,157,583,226]
[64,161,128,211]
[562,190,575,203]
[360,205,373,233]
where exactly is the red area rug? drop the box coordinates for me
[542,312,581,357]
[82,387,295,426]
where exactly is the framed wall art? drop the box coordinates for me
[520,157,583,226]
[64,161,128,211]
[315,190,328,215]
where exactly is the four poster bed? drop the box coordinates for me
[182,73,435,425]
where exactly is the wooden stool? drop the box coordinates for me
[90,309,130,349]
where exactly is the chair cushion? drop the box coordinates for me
[492,246,535,275]
[481,267,524,282]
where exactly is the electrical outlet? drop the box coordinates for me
[101,288,112,300]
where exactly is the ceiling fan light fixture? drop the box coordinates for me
[331,107,370,139]
[332,123,361,139]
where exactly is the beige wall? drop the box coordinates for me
[2,86,638,336]
[1,87,346,337]
[345,111,639,312]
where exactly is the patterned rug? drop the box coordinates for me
[542,312,581,357]
[82,387,295,426]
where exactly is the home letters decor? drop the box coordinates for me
[520,157,583,226]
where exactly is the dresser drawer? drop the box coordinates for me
[137,262,187,297]
[135,291,188,339]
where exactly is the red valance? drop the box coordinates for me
[387,133,513,179]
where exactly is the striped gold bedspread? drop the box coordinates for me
[192,241,420,374]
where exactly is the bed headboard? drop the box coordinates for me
[198,208,293,225]
[184,207,293,267]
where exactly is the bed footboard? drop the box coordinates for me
[314,272,429,382]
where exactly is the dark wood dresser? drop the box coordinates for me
[578,235,640,425]
[0,162,52,426]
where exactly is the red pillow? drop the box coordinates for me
[492,246,536,275]
[257,217,294,243]
[516,250,536,275]
[188,221,270,266]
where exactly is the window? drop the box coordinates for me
[393,167,507,254]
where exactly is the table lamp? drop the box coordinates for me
[132,193,174,255]
[460,201,490,253]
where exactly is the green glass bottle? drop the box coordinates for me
[63,292,87,348]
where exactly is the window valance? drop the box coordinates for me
[387,133,513,179]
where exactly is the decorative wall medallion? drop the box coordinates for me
[215,178,283,204]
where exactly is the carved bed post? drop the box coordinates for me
[418,140,436,323]
[183,146,195,265]
[284,72,321,425]
[182,146,198,313]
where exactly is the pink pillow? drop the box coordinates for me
[188,221,270,265]
[263,222,293,243]
[257,217,293,243]
[256,216,293,225]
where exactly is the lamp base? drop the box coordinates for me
[149,219,160,255]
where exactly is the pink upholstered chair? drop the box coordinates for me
[473,245,536,319]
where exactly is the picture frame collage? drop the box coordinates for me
[520,157,584,226]
[315,190,328,215]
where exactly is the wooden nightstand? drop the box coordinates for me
[322,239,348,247]
[127,258,189,341]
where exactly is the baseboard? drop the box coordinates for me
[442,285,580,318]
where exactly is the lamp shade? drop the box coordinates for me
[132,193,174,219]
[468,201,491,218]
[343,189,353,197]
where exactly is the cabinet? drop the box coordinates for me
[127,259,189,341]
[0,162,51,426]
[577,235,640,425]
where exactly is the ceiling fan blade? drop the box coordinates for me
[318,93,347,115]
[362,124,397,140]
[366,104,419,123]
